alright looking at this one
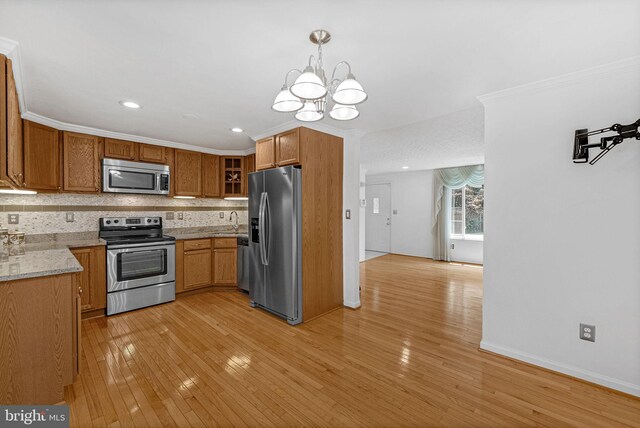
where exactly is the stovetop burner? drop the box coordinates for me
[99,216,174,247]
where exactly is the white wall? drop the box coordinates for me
[366,170,483,264]
[359,167,366,262]
[481,57,640,396]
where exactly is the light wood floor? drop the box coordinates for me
[65,254,640,427]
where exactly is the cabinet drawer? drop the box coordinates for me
[214,238,237,248]
[183,239,211,251]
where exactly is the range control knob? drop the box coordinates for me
[114,219,119,224]
[106,220,111,225]
[147,219,152,223]
[153,219,158,223]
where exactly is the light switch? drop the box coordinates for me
[219,212,225,219]
[66,212,75,222]
[345,209,351,220]
[166,212,175,220]
[393,209,398,215]
[177,212,184,220]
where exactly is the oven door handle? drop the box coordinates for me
[107,242,175,250]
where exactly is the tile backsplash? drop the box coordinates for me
[0,193,247,235]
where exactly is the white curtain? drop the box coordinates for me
[432,164,484,261]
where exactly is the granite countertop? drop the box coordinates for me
[0,233,105,282]
[0,245,84,282]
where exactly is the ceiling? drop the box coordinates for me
[1,0,639,153]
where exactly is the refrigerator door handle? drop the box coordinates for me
[259,192,268,266]
[264,192,271,266]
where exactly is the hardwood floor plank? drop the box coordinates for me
[64,254,640,427]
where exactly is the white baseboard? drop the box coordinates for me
[343,299,361,309]
[480,340,640,397]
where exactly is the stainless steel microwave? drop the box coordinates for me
[102,158,170,195]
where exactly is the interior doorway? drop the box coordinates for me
[365,183,391,258]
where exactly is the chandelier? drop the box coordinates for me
[272,29,368,122]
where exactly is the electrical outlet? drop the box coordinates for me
[345,209,351,220]
[580,323,595,342]
[450,243,455,250]
[66,212,75,222]
[177,212,184,220]
[8,213,19,224]
[219,212,225,219]
[166,212,175,220]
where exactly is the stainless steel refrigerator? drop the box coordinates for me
[248,166,303,325]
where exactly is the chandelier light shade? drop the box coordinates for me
[294,101,324,122]
[272,29,368,122]
[290,66,327,100]
[332,74,368,105]
[329,104,359,121]
[272,86,304,112]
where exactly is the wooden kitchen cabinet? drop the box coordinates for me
[2,57,24,188]
[213,238,237,285]
[241,154,255,196]
[202,153,221,197]
[175,149,202,196]
[164,147,176,196]
[63,132,101,192]
[255,136,276,170]
[139,143,166,163]
[71,246,106,315]
[23,120,61,191]
[183,248,212,290]
[275,128,300,166]
[104,138,138,160]
[221,156,244,198]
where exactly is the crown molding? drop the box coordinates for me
[478,56,640,104]
[251,119,365,141]
[23,112,254,156]
[0,37,27,113]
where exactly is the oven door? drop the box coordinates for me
[107,243,176,292]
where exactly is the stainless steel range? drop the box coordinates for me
[100,216,176,315]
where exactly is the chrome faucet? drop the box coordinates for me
[229,211,239,231]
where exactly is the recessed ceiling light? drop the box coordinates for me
[402,166,410,169]
[119,100,141,109]
[230,127,244,133]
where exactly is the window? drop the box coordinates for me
[451,185,484,240]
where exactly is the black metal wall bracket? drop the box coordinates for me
[573,118,640,165]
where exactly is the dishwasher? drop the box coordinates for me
[237,236,249,292]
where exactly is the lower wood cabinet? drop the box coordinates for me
[213,248,237,284]
[183,249,212,290]
[176,237,238,293]
[0,273,79,404]
[70,246,106,314]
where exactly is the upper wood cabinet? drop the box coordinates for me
[255,136,276,170]
[70,246,106,314]
[221,156,244,198]
[276,128,300,166]
[174,149,202,196]
[164,147,176,196]
[202,154,220,198]
[241,154,255,196]
[104,138,137,160]
[3,58,24,188]
[138,144,166,164]
[63,132,101,192]
[23,121,60,191]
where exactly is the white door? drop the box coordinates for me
[365,183,391,253]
